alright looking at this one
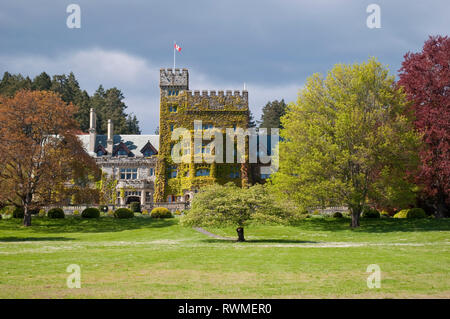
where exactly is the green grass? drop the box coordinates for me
[0,216,449,298]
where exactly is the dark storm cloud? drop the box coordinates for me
[0,0,448,132]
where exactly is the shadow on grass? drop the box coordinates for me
[0,217,178,234]
[292,218,450,233]
[0,236,75,242]
[200,238,318,244]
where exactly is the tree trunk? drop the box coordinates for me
[435,196,449,219]
[236,227,245,242]
[23,205,31,227]
[350,210,361,228]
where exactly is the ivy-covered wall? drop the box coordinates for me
[154,69,250,202]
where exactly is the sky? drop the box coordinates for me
[0,0,448,133]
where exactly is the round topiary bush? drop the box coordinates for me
[12,207,24,219]
[114,208,134,219]
[129,202,141,213]
[406,208,426,219]
[47,208,65,219]
[81,207,100,218]
[362,207,380,218]
[332,212,343,218]
[150,207,173,219]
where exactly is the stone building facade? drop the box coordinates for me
[78,68,253,210]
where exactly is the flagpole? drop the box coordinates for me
[173,40,176,71]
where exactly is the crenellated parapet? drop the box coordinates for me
[160,68,189,89]
[182,89,249,111]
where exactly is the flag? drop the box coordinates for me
[174,43,181,52]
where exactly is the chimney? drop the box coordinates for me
[88,108,96,153]
[107,119,114,155]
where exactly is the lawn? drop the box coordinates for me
[0,216,449,298]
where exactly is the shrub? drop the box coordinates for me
[114,208,134,219]
[150,207,173,219]
[38,209,46,217]
[174,210,182,216]
[394,208,426,219]
[129,202,141,213]
[107,210,115,217]
[407,208,427,218]
[12,207,24,219]
[312,210,320,215]
[332,212,343,218]
[73,210,80,216]
[362,207,380,218]
[142,210,149,216]
[47,208,65,219]
[81,207,100,218]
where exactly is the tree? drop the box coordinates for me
[0,71,141,134]
[270,58,420,228]
[259,99,287,131]
[398,35,450,218]
[0,90,100,226]
[248,110,257,128]
[180,183,294,241]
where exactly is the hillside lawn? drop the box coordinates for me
[0,216,449,298]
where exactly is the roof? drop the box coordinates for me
[77,134,159,157]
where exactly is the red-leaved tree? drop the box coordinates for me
[398,35,450,218]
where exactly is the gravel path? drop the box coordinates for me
[193,227,234,240]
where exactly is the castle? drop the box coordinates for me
[78,68,266,211]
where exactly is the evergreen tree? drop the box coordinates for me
[259,99,287,131]
[32,72,52,90]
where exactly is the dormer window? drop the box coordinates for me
[113,142,132,157]
[94,144,107,157]
[140,141,158,157]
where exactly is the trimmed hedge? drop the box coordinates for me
[114,208,134,219]
[129,202,141,213]
[332,212,343,218]
[81,207,100,218]
[150,207,173,219]
[394,208,426,219]
[47,208,65,219]
[362,207,380,218]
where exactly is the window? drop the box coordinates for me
[202,123,213,130]
[260,173,271,179]
[97,150,104,157]
[169,166,177,178]
[168,105,178,113]
[118,149,128,156]
[120,168,138,180]
[229,167,240,178]
[196,169,210,177]
[170,124,174,132]
[145,192,152,203]
[168,90,179,96]
[149,168,155,176]
[143,150,155,157]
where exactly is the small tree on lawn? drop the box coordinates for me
[270,58,421,228]
[180,183,293,241]
[0,90,100,226]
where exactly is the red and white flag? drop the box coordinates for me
[174,43,181,52]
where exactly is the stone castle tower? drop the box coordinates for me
[154,68,250,202]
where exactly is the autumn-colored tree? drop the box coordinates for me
[398,35,450,218]
[0,90,100,226]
